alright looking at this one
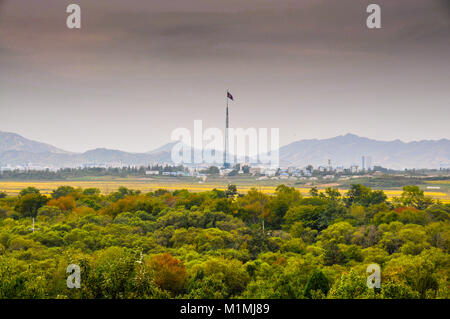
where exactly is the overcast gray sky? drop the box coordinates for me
[0,0,449,153]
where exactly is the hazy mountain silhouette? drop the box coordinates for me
[0,131,69,154]
[279,133,450,169]
[0,131,449,169]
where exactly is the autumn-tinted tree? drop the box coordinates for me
[47,196,76,212]
[147,253,187,294]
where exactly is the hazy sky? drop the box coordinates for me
[0,0,449,153]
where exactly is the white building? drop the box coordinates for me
[263,169,277,177]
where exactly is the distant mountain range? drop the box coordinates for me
[0,131,449,169]
[278,134,450,170]
[0,131,170,168]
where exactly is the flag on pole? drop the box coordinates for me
[227,91,234,101]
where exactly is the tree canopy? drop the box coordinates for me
[0,184,448,299]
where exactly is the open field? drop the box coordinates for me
[426,180,450,185]
[1,177,449,202]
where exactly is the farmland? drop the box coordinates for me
[1,176,449,202]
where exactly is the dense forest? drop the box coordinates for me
[0,184,448,299]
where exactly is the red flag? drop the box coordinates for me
[227,92,234,101]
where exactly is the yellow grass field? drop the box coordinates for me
[1,180,449,202]
[426,180,450,184]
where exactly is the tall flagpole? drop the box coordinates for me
[224,91,229,168]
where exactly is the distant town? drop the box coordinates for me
[1,157,449,187]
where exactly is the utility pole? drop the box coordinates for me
[259,185,265,234]
[29,217,39,233]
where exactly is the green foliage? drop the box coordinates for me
[394,185,435,210]
[329,269,374,299]
[51,186,78,199]
[345,184,387,207]
[82,188,101,196]
[0,184,448,299]
[284,205,324,230]
[15,193,48,218]
[19,187,41,197]
[304,270,330,299]
[37,206,63,219]
[269,185,302,227]
[80,247,140,298]
[226,184,238,197]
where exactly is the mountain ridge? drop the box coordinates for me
[0,131,449,169]
[0,131,70,154]
[279,133,450,169]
